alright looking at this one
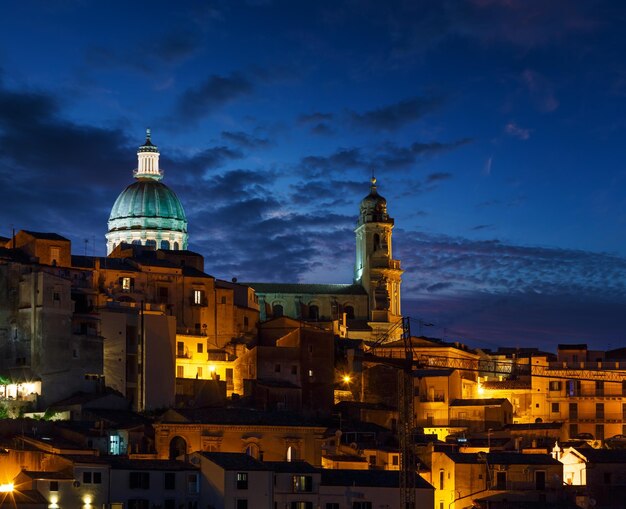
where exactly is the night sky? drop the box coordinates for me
[1,1,625,351]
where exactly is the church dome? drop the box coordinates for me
[108,179,187,231]
[105,130,189,253]
[358,177,391,224]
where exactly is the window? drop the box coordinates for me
[196,343,203,354]
[549,381,561,391]
[245,443,259,459]
[93,472,102,484]
[197,367,203,378]
[291,503,313,509]
[164,472,175,490]
[146,239,157,248]
[439,470,445,490]
[128,500,149,509]
[597,403,605,419]
[308,305,319,320]
[173,242,179,250]
[273,304,283,317]
[236,500,248,509]
[237,472,248,490]
[596,424,604,440]
[177,342,185,357]
[158,286,169,304]
[569,403,578,419]
[345,305,355,320]
[132,240,142,245]
[49,481,58,492]
[129,472,150,489]
[164,500,175,509]
[293,475,312,492]
[243,316,249,329]
[551,403,559,413]
[161,240,170,249]
[291,365,298,375]
[121,277,134,291]
[308,370,313,377]
[496,471,506,490]
[193,290,204,305]
[326,504,340,509]
[53,291,61,302]
[177,366,184,378]
[221,296,227,304]
[392,455,399,466]
[596,381,604,396]
[50,247,60,264]
[187,474,199,494]
[569,423,578,438]
[623,403,626,420]
[353,503,372,509]
[83,472,92,484]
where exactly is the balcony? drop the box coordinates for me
[550,361,626,370]
[419,395,446,403]
[566,390,626,398]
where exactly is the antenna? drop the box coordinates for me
[84,238,89,256]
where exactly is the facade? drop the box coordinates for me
[154,407,327,465]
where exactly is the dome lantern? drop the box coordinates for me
[133,128,163,180]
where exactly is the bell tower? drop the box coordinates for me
[354,178,403,329]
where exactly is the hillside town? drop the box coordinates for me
[0,135,624,509]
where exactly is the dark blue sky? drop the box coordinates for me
[1,0,625,350]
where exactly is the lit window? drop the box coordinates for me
[197,343,203,353]
[121,277,133,291]
[237,472,248,489]
[176,366,184,378]
[194,290,204,305]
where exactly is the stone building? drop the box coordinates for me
[248,177,403,340]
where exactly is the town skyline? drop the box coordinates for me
[1,1,625,348]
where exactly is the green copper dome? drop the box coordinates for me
[108,179,187,232]
[106,131,189,254]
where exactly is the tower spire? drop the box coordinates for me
[134,128,163,180]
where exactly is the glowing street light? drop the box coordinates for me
[342,375,351,384]
[0,483,13,492]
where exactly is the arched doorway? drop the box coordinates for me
[169,436,187,459]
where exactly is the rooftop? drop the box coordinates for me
[246,282,368,296]
[197,452,269,471]
[320,469,433,489]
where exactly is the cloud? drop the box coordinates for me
[298,112,334,124]
[521,69,559,112]
[348,96,443,131]
[86,28,204,73]
[300,139,470,177]
[504,122,531,140]
[470,224,495,231]
[221,130,270,149]
[397,231,626,300]
[426,172,453,183]
[309,123,334,135]
[174,72,254,123]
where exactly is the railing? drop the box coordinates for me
[419,395,446,403]
[176,328,207,337]
[569,413,625,422]
[567,390,626,397]
[551,361,626,370]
